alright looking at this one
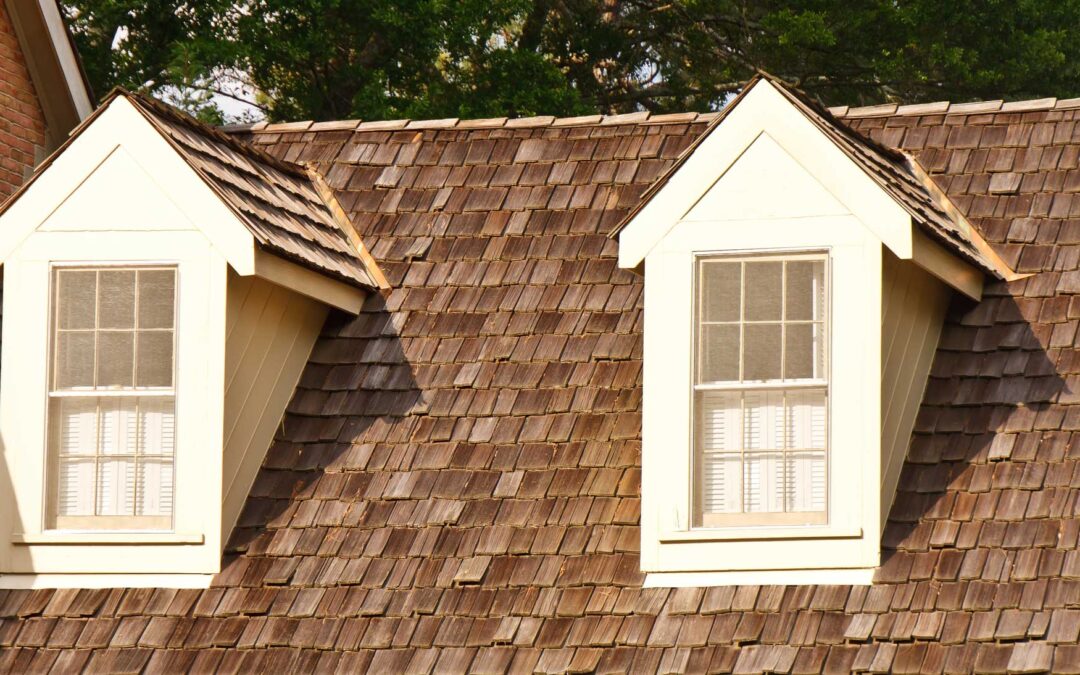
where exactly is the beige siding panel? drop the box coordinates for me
[224,275,274,380]
[221,272,327,544]
[880,250,951,527]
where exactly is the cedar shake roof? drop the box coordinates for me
[5,92,1080,672]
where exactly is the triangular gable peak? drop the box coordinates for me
[0,90,386,313]
[614,76,1017,300]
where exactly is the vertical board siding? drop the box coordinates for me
[880,251,950,527]
[221,272,327,542]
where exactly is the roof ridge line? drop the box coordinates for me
[220,110,723,134]
[832,95,1080,118]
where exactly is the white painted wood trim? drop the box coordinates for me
[253,248,367,314]
[618,79,912,268]
[644,567,875,588]
[0,97,257,274]
[659,526,862,543]
[911,228,984,301]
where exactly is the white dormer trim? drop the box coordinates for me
[0,95,368,313]
[617,78,991,301]
[0,96,257,275]
[618,79,913,268]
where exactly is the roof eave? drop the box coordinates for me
[6,0,94,147]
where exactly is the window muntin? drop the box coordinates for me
[47,267,177,530]
[693,254,828,528]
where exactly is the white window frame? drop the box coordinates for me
[691,251,830,529]
[640,217,883,583]
[45,264,179,532]
[1,230,227,577]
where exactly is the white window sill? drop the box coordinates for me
[644,567,875,587]
[12,532,204,545]
[659,525,861,543]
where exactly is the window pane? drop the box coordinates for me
[744,262,782,321]
[97,331,134,387]
[138,398,175,457]
[699,324,739,382]
[56,270,96,330]
[785,323,825,380]
[702,453,741,515]
[99,398,137,455]
[785,260,825,321]
[57,458,94,516]
[98,270,136,329]
[138,270,176,329]
[743,391,784,450]
[701,261,740,322]
[786,451,826,512]
[56,332,95,388]
[743,323,781,380]
[744,452,785,513]
[136,331,174,388]
[97,458,135,516]
[54,398,97,456]
[136,460,173,517]
[786,389,827,450]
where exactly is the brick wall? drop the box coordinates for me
[0,2,46,200]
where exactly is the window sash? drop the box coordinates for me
[692,252,829,529]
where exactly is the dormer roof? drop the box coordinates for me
[612,74,1016,283]
[0,88,387,293]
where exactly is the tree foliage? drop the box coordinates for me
[63,0,1080,123]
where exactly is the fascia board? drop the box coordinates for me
[617,80,913,268]
[0,96,257,275]
[35,0,93,118]
[252,248,367,314]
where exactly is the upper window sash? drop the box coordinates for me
[694,252,829,388]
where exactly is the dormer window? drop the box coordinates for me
[612,75,1013,585]
[695,253,827,528]
[48,266,177,531]
[0,89,385,587]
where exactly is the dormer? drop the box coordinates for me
[0,90,386,587]
[612,75,1019,585]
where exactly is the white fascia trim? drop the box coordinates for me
[0,573,214,589]
[36,0,93,119]
[644,567,876,588]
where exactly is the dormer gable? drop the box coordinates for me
[0,91,385,587]
[612,76,1020,585]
